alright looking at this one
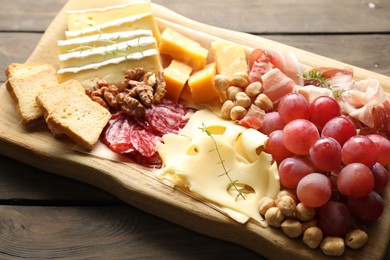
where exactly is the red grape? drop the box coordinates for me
[337,163,374,198]
[297,173,332,208]
[317,201,352,237]
[309,137,342,172]
[348,191,384,222]
[366,134,390,166]
[309,96,341,131]
[342,135,379,168]
[283,119,320,155]
[372,162,389,194]
[265,130,294,163]
[321,116,357,146]
[278,156,314,189]
[278,93,309,124]
[259,111,285,135]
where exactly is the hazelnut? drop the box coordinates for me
[303,227,323,249]
[296,203,315,221]
[254,93,273,112]
[281,219,302,238]
[227,86,243,100]
[301,218,317,232]
[264,207,284,228]
[277,195,296,218]
[245,81,263,98]
[276,190,298,204]
[230,106,247,121]
[220,100,234,119]
[320,237,345,256]
[234,92,252,109]
[258,197,276,216]
[230,73,248,88]
[345,229,368,249]
[214,74,229,91]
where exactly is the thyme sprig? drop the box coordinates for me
[199,123,246,201]
[300,71,345,99]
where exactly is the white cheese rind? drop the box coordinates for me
[65,13,156,39]
[58,30,153,53]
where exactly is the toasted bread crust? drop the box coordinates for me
[5,63,58,124]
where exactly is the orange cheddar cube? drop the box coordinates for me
[211,40,248,79]
[188,63,219,103]
[164,60,192,101]
[159,28,208,70]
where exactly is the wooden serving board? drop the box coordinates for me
[0,0,389,259]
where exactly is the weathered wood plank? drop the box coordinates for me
[0,156,122,203]
[0,0,67,31]
[0,0,389,33]
[0,206,260,258]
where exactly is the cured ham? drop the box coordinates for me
[339,78,389,129]
[249,49,303,85]
[261,68,296,103]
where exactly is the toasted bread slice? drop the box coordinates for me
[5,63,58,124]
[37,79,111,150]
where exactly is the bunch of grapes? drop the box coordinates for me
[263,92,390,237]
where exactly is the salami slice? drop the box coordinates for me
[102,117,135,154]
[101,98,191,168]
[129,122,162,157]
[145,100,189,135]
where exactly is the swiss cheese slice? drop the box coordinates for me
[66,0,152,31]
[157,109,280,225]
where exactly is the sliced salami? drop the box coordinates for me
[129,122,162,158]
[101,98,191,168]
[102,117,135,154]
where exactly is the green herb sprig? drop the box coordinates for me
[300,71,345,99]
[199,123,246,201]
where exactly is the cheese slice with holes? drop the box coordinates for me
[66,0,152,31]
[157,109,280,225]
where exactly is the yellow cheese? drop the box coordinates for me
[59,36,157,68]
[187,63,219,103]
[211,40,248,79]
[58,30,153,54]
[57,49,162,89]
[159,28,208,70]
[163,60,192,101]
[66,0,152,31]
[65,13,160,42]
[157,109,280,225]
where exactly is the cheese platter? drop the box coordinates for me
[0,0,389,259]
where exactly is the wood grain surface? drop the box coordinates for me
[0,0,389,259]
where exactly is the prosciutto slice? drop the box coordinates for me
[249,49,303,85]
[339,78,389,128]
[261,68,296,103]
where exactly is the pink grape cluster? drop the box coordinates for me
[263,92,390,237]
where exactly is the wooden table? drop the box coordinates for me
[0,0,389,258]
